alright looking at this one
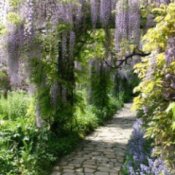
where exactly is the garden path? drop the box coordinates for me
[52,103,136,175]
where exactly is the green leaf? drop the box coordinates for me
[172,122,175,131]
[166,102,175,119]
[7,12,22,25]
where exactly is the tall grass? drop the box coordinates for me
[0,91,32,120]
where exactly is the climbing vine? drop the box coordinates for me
[133,2,175,169]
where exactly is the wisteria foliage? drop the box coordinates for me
[0,0,8,64]
[163,37,175,100]
[2,0,174,91]
[3,0,141,79]
[115,0,128,51]
[128,0,140,45]
[1,0,173,90]
[90,0,99,27]
[115,0,141,52]
[100,0,111,27]
[23,0,140,58]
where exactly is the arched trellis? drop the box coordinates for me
[1,0,173,129]
[1,0,174,82]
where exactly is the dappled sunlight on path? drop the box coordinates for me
[52,104,136,175]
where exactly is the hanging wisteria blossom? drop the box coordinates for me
[115,0,128,51]
[145,52,157,80]
[69,31,76,58]
[24,0,34,38]
[90,0,99,27]
[128,0,140,45]
[100,0,112,26]
[157,0,170,4]
[61,32,68,59]
[74,0,83,25]
[166,37,175,65]
[0,0,8,64]
[7,29,21,86]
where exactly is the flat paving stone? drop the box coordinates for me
[51,104,136,175]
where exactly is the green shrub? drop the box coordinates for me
[0,91,96,174]
[0,89,127,175]
[0,117,81,175]
[0,91,32,120]
[0,70,10,91]
[72,105,99,137]
[0,117,36,175]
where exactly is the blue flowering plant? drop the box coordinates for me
[121,119,169,175]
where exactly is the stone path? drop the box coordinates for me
[52,103,136,175]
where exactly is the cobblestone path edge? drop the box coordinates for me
[51,103,136,175]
